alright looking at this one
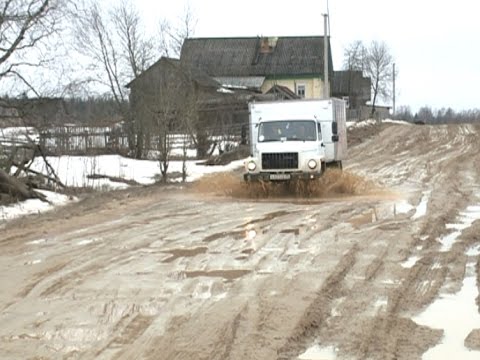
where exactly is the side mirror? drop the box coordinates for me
[332,135,339,142]
[332,121,338,135]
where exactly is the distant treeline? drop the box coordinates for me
[394,106,480,124]
[63,97,124,125]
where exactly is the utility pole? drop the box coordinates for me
[393,63,396,116]
[323,13,329,99]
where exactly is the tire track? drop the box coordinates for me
[277,244,358,360]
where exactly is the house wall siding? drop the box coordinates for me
[261,77,325,99]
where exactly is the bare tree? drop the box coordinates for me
[158,4,197,57]
[74,0,156,157]
[343,40,366,72]
[0,0,70,202]
[0,0,69,95]
[364,41,395,117]
[111,0,155,78]
[343,40,396,117]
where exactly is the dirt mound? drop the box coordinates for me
[192,169,378,199]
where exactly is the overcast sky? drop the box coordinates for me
[134,0,479,112]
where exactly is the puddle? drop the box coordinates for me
[412,191,431,220]
[395,200,414,215]
[330,297,345,317]
[76,238,100,246]
[413,262,480,359]
[348,211,376,228]
[438,204,480,251]
[439,231,461,252]
[161,247,208,263]
[24,259,42,265]
[401,255,420,268]
[246,229,257,240]
[466,245,480,257]
[203,226,260,243]
[242,210,291,227]
[184,269,251,280]
[280,228,300,235]
[285,249,309,256]
[374,297,388,311]
[27,238,48,245]
[298,344,337,360]
[241,248,255,255]
[163,212,199,218]
[381,279,398,285]
[202,230,245,243]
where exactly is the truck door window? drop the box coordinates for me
[259,122,284,142]
[318,123,322,141]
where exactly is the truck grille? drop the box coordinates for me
[262,153,298,169]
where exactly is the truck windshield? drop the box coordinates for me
[258,120,316,142]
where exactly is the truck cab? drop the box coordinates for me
[244,99,347,182]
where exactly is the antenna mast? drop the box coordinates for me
[323,13,329,99]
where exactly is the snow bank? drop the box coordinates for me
[1,155,245,222]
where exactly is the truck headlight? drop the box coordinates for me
[247,161,257,171]
[308,159,317,169]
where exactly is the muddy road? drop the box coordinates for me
[1,123,480,359]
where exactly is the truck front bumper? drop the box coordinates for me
[243,172,322,182]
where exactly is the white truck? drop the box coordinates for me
[244,98,347,182]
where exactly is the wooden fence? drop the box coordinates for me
[39,126,130,155]
[36,125,243,158]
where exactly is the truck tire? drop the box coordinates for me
[326,161,343,170]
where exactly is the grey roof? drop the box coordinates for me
[213,76,265,90]
[180,36,333,78]
[126,57,219,89]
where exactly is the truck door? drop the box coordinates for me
[320,121,335,162]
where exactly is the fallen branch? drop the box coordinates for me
[0,169,48,202]
[12,161,65,188]
[87,173,140,186]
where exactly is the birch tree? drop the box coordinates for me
[74,0,156,157]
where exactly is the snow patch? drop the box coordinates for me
[395,200,414,215]
[298,344,337,360]
[27,238,48,245]
[439,204,480,252]
[76,238,100,246]
[413,262,480,359]
[412,190,431,220]
[1,155,244,222]
[0,190,73,222]
[466,245,480,257]
[401,256,420,268]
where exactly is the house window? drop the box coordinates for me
[296,84,306,98]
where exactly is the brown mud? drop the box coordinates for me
[192,169,380,199]
[2,123,480,360]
